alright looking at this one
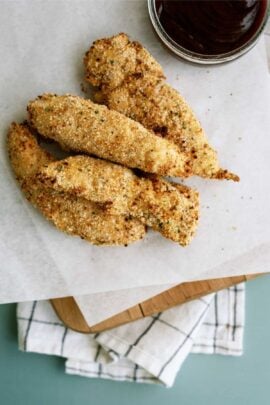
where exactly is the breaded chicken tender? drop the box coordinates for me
[36,155,199,246]
[84,33,239,181]
[7,123,146,246]
[27,94,190,177]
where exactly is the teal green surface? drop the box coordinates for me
[0,276,270,405]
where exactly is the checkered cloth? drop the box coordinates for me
[17,284,245,387]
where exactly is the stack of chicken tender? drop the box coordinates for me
[7,33,238,247]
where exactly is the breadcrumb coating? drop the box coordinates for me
[27,93,189,177]
[84,33,239,181]
[7,123,146,246]
[37,155,199,246]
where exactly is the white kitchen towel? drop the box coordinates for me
[17,284,245,387]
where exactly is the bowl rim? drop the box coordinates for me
[148,0,270,64]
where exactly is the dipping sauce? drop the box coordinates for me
[155,0,267,55]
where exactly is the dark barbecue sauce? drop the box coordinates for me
[155,0,267,55]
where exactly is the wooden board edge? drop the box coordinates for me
[51,273,265,334]
[51,297,93,333]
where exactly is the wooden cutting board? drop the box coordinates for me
[51,273,261,333]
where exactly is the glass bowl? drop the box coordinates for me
[148,0,270,64]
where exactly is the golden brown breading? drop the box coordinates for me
[7,123,55,181]
[7,123,146,246]
[37,154,137,215]
[84,32,165,91]
[37,155,199,246]
[84,33,239,182]
[27,93,190,177]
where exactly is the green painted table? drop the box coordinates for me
[1,276,270,405]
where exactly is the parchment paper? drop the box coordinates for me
[0,0,270,305]
[74,284,175,326]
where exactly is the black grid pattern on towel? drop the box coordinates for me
[18,284,244,383]
[192,284,244,354]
